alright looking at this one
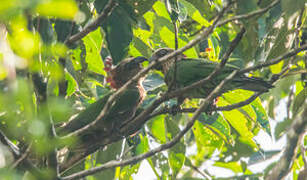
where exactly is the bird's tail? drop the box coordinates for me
[235,76,274,92]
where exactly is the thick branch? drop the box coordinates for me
[64,0,117,45]
[60,0,233,140]
[61,71,238,180]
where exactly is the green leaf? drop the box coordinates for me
[82,28,106,75]
[184,0,215,19]
[153,1,172,21]
[54,19,80,43]
[181,0,210,27]
[94,0,133,64]
[198,113,233,144]
[102,12,133,64]
[218,102,254,138]
[236,0,258,15]
[169,151,185,177]
[193,121,224,158]
[123,0,156,17]
[149,115,167,143]
[267,96,275,119]
[34,18,53,44]
[134,134,150,155]
[218,90,259,139]
[248,150,281,165]
[34,0,78,19]
[281,0,305,18]
[119,163,141,180]
[251,99,271,135]
[65,72,77,96]
[292,88,307,115]
[214,161,243,173]
[94,141,122,179]
[159,27,198,57]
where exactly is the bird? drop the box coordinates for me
[149,48,273,109]
[57,56,147,172]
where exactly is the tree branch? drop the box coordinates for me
[9,143,32,169]
[191,0,280,36]
[0,131,44,178]
[64,0,117,45]
[239,43,307,74]
[60,0,233,140]
[266,101,307,180]
[61,70,238,180]
[216,0,280,27]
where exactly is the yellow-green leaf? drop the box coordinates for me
[35,0,78,19]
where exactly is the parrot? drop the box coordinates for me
[57,56,147,172]
[149,48,273,107]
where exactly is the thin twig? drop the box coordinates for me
[216,0,280,27]
[60,1,233,140]
[61,71,238,180]
[189,163,212,180]
[0,131,44,178]
[119,2,233,135]
[10,143,32,169]
[191,0,280,36]
[148,65,286,119]
[64,0,117,45]
[240,43,307,74]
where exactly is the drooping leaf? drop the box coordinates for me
[193,120,224,158]
[169,151,185,177]
[94,141,123,179]
[82,28,105,75]
[248,149,281,165]
[198,112,232,144]
[149,115,167,143]
[281,0,305,18]
[34,18,54,44]
[213,161,243,173]
[251,99,271,135]
[94,0,134,64]
[292,88,307,115]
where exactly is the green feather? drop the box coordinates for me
[57,86,142,138]
[165,58,272,98]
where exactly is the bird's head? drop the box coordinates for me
[107,56,147,89]
[149,48,185,73]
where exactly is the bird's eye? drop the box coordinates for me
[159,49,168,56]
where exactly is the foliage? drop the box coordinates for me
[0,0,306,179]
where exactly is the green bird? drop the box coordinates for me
[150,48,273,106]
[57,56,147,172]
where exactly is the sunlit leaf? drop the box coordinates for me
[292,88,307,115]
[214,161,243,173]
[169,151,185,177]
[150,115,167,143]
[159,27,198,57]
[193,121,224,158]
[82,28,106,75]
[35,0,78,19]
